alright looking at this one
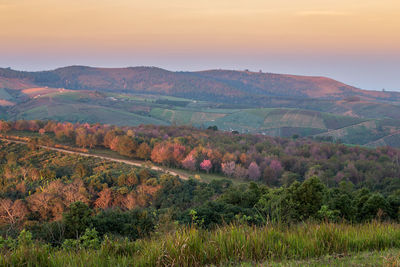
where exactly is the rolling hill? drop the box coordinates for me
[1,65,400,147]
[1,66,399,103]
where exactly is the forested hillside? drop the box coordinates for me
[1,120,400,265]
[1,120,399,191]
[1,126,399,232]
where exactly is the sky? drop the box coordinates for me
[1,0,399,91]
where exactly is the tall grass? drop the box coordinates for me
[1,221,400,266]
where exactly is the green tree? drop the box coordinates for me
[361,193,391,221]
[63,202,93,239]
[293,176,326,220]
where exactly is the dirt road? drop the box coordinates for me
[0,138,191,180]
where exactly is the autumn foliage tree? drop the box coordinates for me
[151,142,173,166]
[115,136,138,157]
[0,199,28,227]
[222,161,236,177]
[248,162,261,181]
[94,188,113,210]
[182,154,196,171]
[0,120,11,133]
[200,159,212,174]
[136,142,151,160]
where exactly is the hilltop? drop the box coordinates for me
[1,66,399,103]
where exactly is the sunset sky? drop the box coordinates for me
[1,0,399,91]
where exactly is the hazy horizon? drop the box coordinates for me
[1,0,399,91]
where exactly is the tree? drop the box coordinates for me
[122,192,137,210]
[14,120,29,131]
[63,202,93,239]
[200,159,212,174]
[263,159,283,186]
[94,188,113,210]
[136,142,151,160]
[182,154,196,171]
[92,209,155,240]
[270,159,283,176]
[222,161,236,177]
[325,187,355,221]
[63,179,89,206]
[109,136,120,151]
[207,149,222,173]
[172,143,186,166]
[74,163,90,178]
[0,199,28,226]
[223,152,236,162]
[0,120,11,133]
[239,153,248,165]
[103,130,118,148]
[151,142,172,166]
[248,162,261,181]
[256,177,326,223]
[86,134,97,149]
[75,127,89,148]
[27,192,55,221]
[234,165,248,179]
[293,176,326,220]
[116,136,137,157]
[361,193,391,221]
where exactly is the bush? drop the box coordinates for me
[62,228,100,251]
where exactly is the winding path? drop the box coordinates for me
[0,138,191,180]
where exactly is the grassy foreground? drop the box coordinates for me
[1,222,400,266]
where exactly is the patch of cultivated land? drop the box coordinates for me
[207,108,366,135]
[16,103,167,125]
[263,109,327,129]
[0,99,15,106]
[314,120,383,145]
[21,87,73,98]
[150,107,227,124]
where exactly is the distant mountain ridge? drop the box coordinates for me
[1,66,398,104]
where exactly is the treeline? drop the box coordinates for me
[158,176,400,229]
[1,120,400,193]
